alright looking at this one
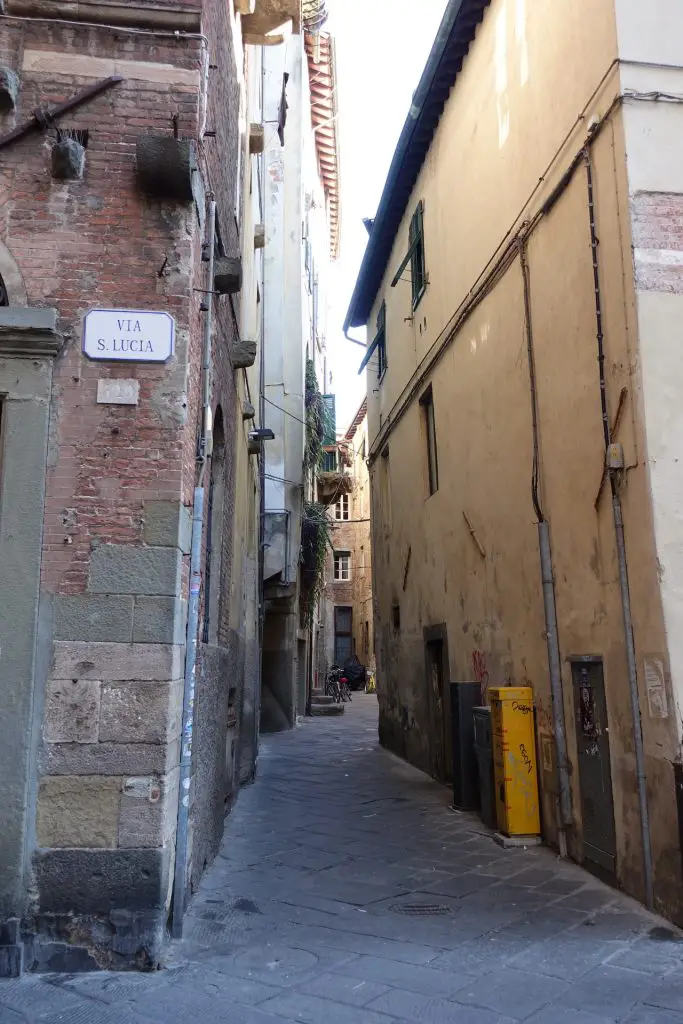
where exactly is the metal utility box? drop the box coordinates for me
[450,682,481,811]
[473,706,496,830]
[490,686,541,838]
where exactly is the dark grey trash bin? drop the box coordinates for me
[473,706,497,830]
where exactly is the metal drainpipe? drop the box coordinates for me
[256,50,267,772]
[172,198,216,939]
[584,146,654,910]
[518,240,573,844]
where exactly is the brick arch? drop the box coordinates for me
[0,240,28,306]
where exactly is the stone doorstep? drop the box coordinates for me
[311,692,336,705]
[310,701,344,716]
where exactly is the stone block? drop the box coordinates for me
[33,847,172,913]
[242,400,256,420]
[232,339,257,369]
[249,122,265,153]
[36,776,122,848]
[214,257,243,295]
[136,135,196,201]
[254,224,266,249]
[52,641,183,681]
[51,138,85,180]
[142,500,192,553]
[118,769,179,848]
[89,544,183,595]
[54,594,134,642]
[133,597,187,644]
[99,680,182,744]
[44,678,101,744]
[40,738,180,777]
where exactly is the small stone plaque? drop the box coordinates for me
[97,379,140,405]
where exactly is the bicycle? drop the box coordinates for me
[339,675,352,703]
[325,666,342,703]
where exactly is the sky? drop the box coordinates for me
[325,0,450,431]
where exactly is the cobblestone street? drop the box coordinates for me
[3,695,683,1023]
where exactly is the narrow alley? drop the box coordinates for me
[3,697,683,1024]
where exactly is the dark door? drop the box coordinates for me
[334,606,353,665]
[571,659,616,875]
[426,640,450,782]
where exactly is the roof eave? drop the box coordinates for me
[344,0,490,330]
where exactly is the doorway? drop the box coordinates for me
[424,625,452,782]
[570,657,617,878]
[334,606,353,665]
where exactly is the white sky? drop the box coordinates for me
[325,0,450,431]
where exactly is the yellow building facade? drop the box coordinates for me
[346,0,683,922]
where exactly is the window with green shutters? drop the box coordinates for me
[410,200,426,310]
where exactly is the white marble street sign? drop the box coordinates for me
[83,309,175,362]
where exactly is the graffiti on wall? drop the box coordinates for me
[472,650,490,702]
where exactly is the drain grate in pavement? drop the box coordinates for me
[389,902,452,916]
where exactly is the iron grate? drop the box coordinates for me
[389,902,452,917]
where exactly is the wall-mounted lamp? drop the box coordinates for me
[249,428,275,442]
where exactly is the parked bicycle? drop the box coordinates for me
[325,665,352,703]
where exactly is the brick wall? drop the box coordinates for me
[0,0,252,970]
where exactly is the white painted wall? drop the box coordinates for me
[618,0,683,742]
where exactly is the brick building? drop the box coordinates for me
[319,399,374,679]
[0,0,279,974]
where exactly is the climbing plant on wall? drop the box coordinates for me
[304,358,326,472]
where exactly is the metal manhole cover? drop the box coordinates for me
[389,902,452,916]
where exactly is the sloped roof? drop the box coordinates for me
[305,30,341,260]
[344,0,491,329]
[344,397,367,443]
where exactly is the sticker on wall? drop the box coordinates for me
[83,308,174,362]
[644,656,669,720]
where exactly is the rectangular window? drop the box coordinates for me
[322,448,337,473]
[334,551,351,581]
[360,544,365,575]
[410,200,426,310]
[334,494,350,521]
[376,302,387,380]
[420,386,439,496]
[363,621,369,657]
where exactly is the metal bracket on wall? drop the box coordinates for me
[463,510,486,559]
[594,386,629,509]
[0,76,122,152]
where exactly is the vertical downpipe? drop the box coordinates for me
[172,199,216,938]
[519,240,573,843]
[584,147,654,910]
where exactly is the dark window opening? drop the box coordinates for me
[376,301,387,380]
[0,274,8,307]
[202,407,226,645]
[420,385,439,496]
[410,200,426,310]
[278,72,289,146]
[392,604,401,631]
[322,448,337,473]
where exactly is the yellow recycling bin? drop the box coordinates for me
[490,686,541,838]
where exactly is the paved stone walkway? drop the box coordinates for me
[4,696,683,1023]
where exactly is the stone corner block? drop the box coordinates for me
[118,770,179,849]
[89,544,183,596]
[36,776,122,849]
[44,678,101,744]
[142,501,192,554]
[133,597,187,645]
[52,642,184,681]
[99,679,183,744]
[54,594,134,643]
[33,846,173,914]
